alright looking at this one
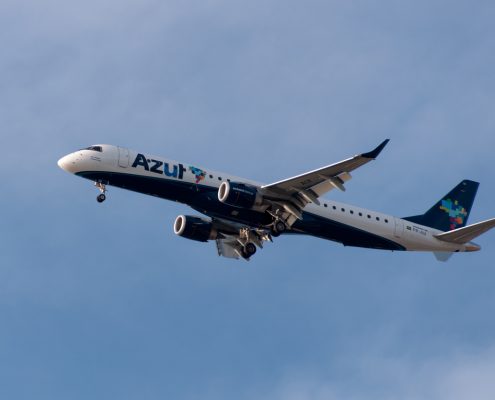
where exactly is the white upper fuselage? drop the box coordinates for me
[58,144,480,255]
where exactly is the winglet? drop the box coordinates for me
[362,139,390,159]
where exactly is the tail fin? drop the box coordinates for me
[404,180,479,232]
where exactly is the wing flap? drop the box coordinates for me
[434,217,495,244]
[216,236,242,259]
[311,172,352,196]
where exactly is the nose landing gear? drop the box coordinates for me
[95,182,107,203]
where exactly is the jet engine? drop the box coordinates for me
[218,181,262,209]
[173,215,217,242]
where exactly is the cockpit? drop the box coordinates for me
[81,145,103,152]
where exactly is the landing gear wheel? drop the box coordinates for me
[244,242,257,256]
[275,220,286,233]
[271,220,287,236]
[95,181,107,203]
[240,242,257,259]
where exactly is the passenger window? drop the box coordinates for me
[218,177,222,180]
[209,174,213,179]
[376,217,380,221]
[385,219,389,223]
[350,210,354,214]
[332,206,336,210]
[324,204,328,207]
[367,215,371,219]
[359,212,363,217]
[341,208,345,212]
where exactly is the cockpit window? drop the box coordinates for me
[84,146,103,152]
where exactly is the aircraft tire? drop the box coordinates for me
[244,242,257,256]
[274,220,286,234]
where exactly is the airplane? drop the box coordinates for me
[57,140,495,261]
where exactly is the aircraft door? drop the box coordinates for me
[118,146,130,168]
[394,218,404,238]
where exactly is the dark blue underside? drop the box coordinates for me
[77,171,405,251]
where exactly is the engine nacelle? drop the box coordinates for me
[218,181,262,209]
[173,215,216,242]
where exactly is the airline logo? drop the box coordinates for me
[189,166,206,183]
[440,198,468,230]
[132,153,186,179]
[131,154,207,184]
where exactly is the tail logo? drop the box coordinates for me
[440,199,467,230]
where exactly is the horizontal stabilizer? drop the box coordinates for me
[434,217,495,244]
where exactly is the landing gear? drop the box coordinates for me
[270,220,287,237]
[242,242,257,258]
[95,181,107,203]
[216,226,274,261]
[235,228,268,260]
[266,208,290,237]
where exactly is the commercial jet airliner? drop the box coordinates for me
[58,140,495,261]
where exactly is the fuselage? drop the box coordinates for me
[58,144,480,255]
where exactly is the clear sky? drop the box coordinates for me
[1,1,495,399]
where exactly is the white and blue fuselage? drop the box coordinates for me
[58,144,486,260]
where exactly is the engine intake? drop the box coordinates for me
[173,215,216,242]
[218,181,262,209]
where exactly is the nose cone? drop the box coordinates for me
[58,154,77,173]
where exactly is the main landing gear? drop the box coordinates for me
[237,220,287,260]
[237,228,272,260]
[271,220,287,237]
[242,242,257,259]
[95,181,107,203]
[266,209,289,237]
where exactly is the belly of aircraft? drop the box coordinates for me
[77,170,404,251]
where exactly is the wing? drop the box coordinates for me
[260,139,389,221]
[192,140,390,259]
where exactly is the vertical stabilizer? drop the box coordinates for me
[404,180,479,232]
[434,252,453,262]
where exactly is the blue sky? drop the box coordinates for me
[1,1,495,399]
